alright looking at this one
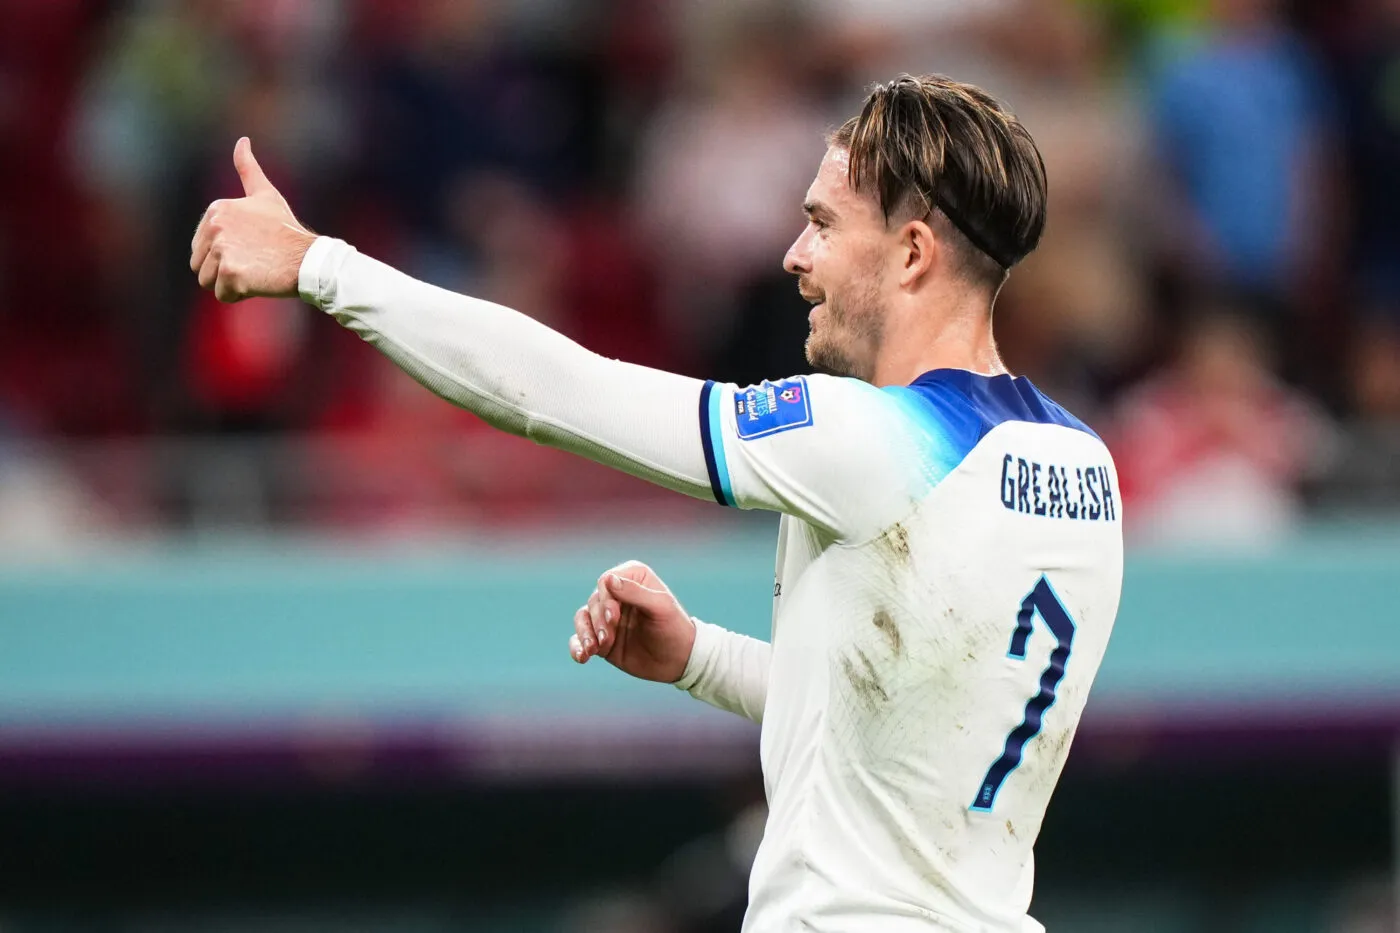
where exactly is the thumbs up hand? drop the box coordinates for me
[190,137,317,303]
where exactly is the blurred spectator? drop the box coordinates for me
[1109,305,1333,547]
[976,0,1152,413]
[71,0,352,432]
[308,354,516,532]
[1313,315,1400,508]
[440,171,665,370]
[1319,0,1400,410]
[0,412,111,555]
[1,0,132,435]
[70,0,244,429]
[633,7,828,374]
[357,0,596,277]
[803,0,1015,94]
[1330,0,1400,317]
[1146,0,1339,319]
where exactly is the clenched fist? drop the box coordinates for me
[190,137,317,303]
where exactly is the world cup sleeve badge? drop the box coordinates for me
[734,377,814,440]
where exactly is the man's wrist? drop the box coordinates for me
[672,616,714,691]
[297,236,354,308]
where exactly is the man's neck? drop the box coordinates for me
[870,290,1007,387]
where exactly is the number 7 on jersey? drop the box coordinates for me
[971,576,1076,812]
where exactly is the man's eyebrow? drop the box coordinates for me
[803,200,837,223]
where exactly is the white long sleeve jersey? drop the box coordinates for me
[299,238,1124,933]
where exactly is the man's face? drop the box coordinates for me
[784,147,892,381]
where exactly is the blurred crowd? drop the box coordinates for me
[3,0,1400,545]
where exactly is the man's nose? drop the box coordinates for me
[783,234,810,276]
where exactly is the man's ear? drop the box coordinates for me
[899,218,939,289]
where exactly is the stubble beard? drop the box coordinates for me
[804,278,884,382]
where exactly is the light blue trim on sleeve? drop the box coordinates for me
[707,384,737,508]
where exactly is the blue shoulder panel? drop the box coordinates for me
[882,370,1098,486]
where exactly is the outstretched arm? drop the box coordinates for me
[299,235,717,499]
[191,138,930,541]
[192,139,715,500]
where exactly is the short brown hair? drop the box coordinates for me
[830,75,1047,283]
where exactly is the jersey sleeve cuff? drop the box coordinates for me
[297,236,357,309]
[672,617,721,691]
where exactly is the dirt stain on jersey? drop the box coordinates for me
[872,608,904,657]
[841,648,889,707]
[1028,727,1077,799]
[1038,724,1073,763]
[882,522,912,564]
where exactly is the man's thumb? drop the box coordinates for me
[233,136,274,197]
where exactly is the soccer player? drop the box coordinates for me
[191,75,1123,933]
